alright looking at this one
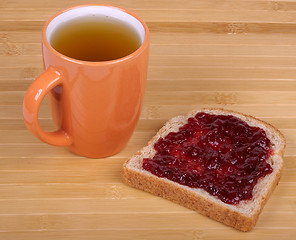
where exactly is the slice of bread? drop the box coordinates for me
[122,108,286,231]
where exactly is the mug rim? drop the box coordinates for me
[42,4,149,65]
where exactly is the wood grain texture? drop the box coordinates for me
[0,0,296,239]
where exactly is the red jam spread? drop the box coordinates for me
[143,112,273,205]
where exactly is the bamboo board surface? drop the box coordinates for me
[1,0,296,239]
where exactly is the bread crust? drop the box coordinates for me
[122,108,286,231]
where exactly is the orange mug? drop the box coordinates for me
[23,5,149,158]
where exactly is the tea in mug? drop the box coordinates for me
[50,16,141,61]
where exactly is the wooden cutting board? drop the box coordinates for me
[0,0,295,239]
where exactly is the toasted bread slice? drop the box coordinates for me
[122,108,286,231]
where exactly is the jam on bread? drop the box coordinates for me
[143,112,273,205]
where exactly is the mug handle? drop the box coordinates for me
[23,66,73,146]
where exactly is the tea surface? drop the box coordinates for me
[50,16,141,61]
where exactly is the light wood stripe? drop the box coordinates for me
[0,210,295,231]
[3,9,296,23]
[2,0,296,11]
[0,195,294,215]
[0,229,295,240]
